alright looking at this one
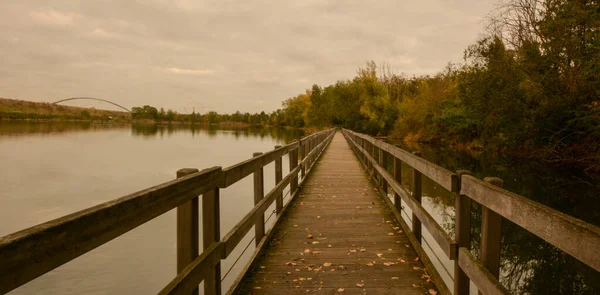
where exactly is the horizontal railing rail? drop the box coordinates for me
[0,128,336,295]
[341,128,600,295]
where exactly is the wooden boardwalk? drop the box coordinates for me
[235,132,437,294]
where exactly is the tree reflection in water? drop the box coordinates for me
[390,140,600,294]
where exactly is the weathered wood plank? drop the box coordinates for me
[457,248,510,295]
[344,129,457,192]
[234,132,438,295]
[159,242,224,295]
[0,166,222,294]
[461,175,600,271]
[202,187,221,295]
[221,143,298,188]
[176,168,200,295]
[345,134,457,260]
[222,166,300,257]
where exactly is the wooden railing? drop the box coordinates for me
[0,128,336,295]
[342,129,600,295]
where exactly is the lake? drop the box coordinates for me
[0,121,304,294]
[1,121,598,294]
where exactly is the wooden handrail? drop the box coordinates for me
[0,166,221,294]
[342,128,600,295]
[0,128,335,295]
[346,134,457,259]
[461,175,600,271]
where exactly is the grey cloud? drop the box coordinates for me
[0,0,495,113]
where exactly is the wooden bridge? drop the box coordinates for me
[1,129,599,295]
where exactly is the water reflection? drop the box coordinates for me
[0,121,306,144]
[0,121,126,136]
[391,141,600,294]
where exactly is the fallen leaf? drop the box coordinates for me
[323,262,332,267]
[366,262,374,267]
[300,202,304,206]
[376,253,383,258]
[414,257,420,262]
[429,289,437,295]
[304,249,310,253]
[383,262,396,266]
[328,244,332,248]
[391,277,399,280]
[299,277,305,281]
[413,266,421,270]
[388,233,394,236]
[413,284,419,288]
[337,288,345,292]
[349,249,357,253]
[388,248,392,251]
[306,234,313,239]
[312,251,321,254]
[260,266,266,269]
[254,286,262,289]
[317,216,321,219]
[399,259,406,263]
[360,248,367,252]
[287,272,291,275]
[356,283,364,288]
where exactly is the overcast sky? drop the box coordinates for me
[0,1,495,114]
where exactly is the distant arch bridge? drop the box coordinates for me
[52,97,131,112]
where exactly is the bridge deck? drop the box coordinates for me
[235,132,437,294]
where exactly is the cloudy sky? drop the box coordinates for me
[0,0,495,114]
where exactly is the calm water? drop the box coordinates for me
[0,121,304,295]
[2,122,598,294]
[388,141,600,295]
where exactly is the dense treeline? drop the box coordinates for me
[275,0,600,169]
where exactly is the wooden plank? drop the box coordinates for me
[344,129,457,192]
[202,188,221,295]
[253,152,266,247]
[221,143,297,188]
[176,168,200,295]
[457,248,510,295]
[393,157,402,212]
[412,151,423,243]
[274,145,283,215]
[454,170,472,295]
[0,166,222,294]
[345,134,457,260]
[234,132,440,295]
[221,166,300,257]
[480,177,503,284]
[461,175,600,272]
[226,135,333,295]
[159,242,224,295]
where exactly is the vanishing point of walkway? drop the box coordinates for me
[236,132,437,294]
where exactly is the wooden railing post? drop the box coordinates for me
[253,152,265,246]
[480,177,504,288]
[203,183,221,295]
[411,151,422,243]
[379,147,388,195]
[299,139,306,179]
[176,168,200,295]
[454,170,472,295]
[274,145,283,214]
[289,144,298,193]
[393,157,402,212]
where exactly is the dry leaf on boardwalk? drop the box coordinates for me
[323,262,332,267]
[429,289,438,295]
[337,288,345,292]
